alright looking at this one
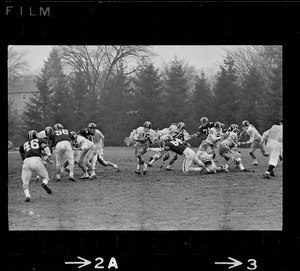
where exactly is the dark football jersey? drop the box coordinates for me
[164,139,187,155]
[197,122,214,137]
[19,138,47,160]
[48,129,71,146]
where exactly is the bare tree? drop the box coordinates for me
[222,45,282,85]
[8,46,29,88]
[58,45,155,94]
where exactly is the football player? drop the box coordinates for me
[48,123,76,182]
[165,122,193,171]
[147,135,210,174]
[133,121,157,175]
[71,132,98,180]
[239,120,269,165]
[147,126,171,168]
[218,129,249,172]
[87,123,120,172]
[19,130,53,202]
[191,117,214,139]
[35,126,54,181]
[197,121,224,159]
[261,119,283,179]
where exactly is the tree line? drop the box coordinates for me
[8,45,282,146]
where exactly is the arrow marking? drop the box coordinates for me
[65,256,92,269]
[215,257,243,269]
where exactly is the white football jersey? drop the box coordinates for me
[245,125,262,143]
[91,129,104,147]
[206,127,223,145]
[168,125,190,142]
[133,126,156,142]
[76,135,94,151]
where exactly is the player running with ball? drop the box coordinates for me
[133,121,157,175]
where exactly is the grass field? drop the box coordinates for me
[8,146,282,230]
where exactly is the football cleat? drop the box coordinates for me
[252,161,258,166]
[114,166,120,172]
[263,172,272,179]
[25,197,31,202]
[79,174,89,179]
[241,168,251,172]
[41,183,52,194]
[142,164,148,174]
[270,171,276,177]
[54,178,61,182]
[89,175,97,180]
[68,177,77,182]
[135,169,141,175]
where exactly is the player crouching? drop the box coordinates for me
[219,129,250,172]
[147,135,211,174]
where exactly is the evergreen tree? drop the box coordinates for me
[213,56,240,126]
[191,71,213,123]
[99,61,133,145]
[256,55,282,131]
[23,68,53,129]
[133,62,163,128]
[161,57,190,126]
[239,66,266,129]
[69,71,90,130]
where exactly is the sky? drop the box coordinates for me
[11,45,229,74]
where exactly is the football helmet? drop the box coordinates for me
[45,126,53,136]
[200,117,208,126]
[143,121,152,129]
[177,122,185,130]
[214,121,222,128]
[229,124,239,131]
[232,128,241,136]
[70,131,78,141]
[170,123,177,127]
[54,123,64,130]
[88,122,97,129]
[242,120,250,127]
[28,130,38,140]
[164,135,172,142]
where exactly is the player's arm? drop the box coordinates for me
[261,129,271,143]
[19,144,25,161]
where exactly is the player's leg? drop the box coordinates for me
[78,150,89,179]
[135,145,147,174]
[65,143,76,182]
[35,158,52,194]
[182,150,202,173]
[21,160,32,202]
[166,153,178,170]
[84,148,97,179]
[54,144,64,181]
[259,139,269,157]
[250,142,259,165]
[263,139,280,178]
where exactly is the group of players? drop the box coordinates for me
[18,116,282,203]
[131,117,283,179]
[19,122,119,202]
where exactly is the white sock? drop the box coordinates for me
[24,189,30,198]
